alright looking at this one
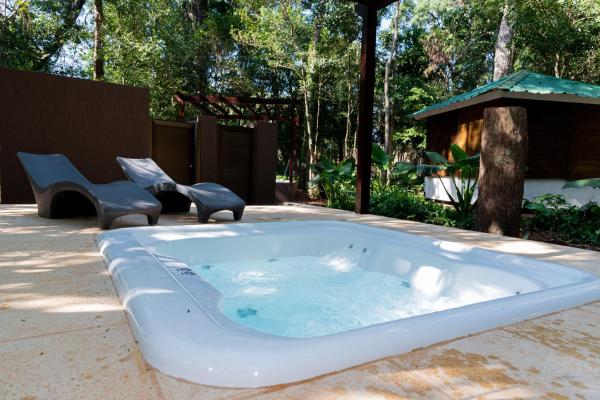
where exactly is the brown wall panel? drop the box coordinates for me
[218,126,253,201]
[524,101,571,179]
[252,121,277,205]
[196,115,218,182]
[152,120,194,184]
[0,68,151,203]
[567,104,600,179]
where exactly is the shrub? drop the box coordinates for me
[370,186,457,227]
[310,158,356,211]
[523,194,600,247]
[395,144,479,227]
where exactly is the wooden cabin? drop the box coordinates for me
[411,71,600,205]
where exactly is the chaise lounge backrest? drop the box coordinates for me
[17,152,91,189]
[116,157,177,191]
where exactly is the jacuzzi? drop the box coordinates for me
[96,221,600,388]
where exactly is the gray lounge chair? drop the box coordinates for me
[17,152,162,229]
[116,157,245,223]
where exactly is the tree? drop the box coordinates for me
[492,0,514,80]
[93,0,104,80]
[476,106,528,237]
[383,2,401,183]
[33,0,86,71]
[234,0,359,179]
[513,0,600,81]
[0,0,86,72]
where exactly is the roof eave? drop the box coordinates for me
[412,90,600,120]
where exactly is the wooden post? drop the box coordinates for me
[476,106,528,237]
[355,4,377,214]
[253,121,278,205]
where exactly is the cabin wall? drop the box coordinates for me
[425,100,600,180]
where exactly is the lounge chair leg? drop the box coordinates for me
[147,214,160,226]
[195,206,211,223]
[233,208,244,221]
[197,214,210,223]
[99,216,115,230]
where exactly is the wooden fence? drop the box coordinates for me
[0,68,151,204]
[153,116,277,204]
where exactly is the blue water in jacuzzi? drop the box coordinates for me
[190,255,458,338]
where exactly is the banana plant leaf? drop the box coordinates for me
[425,151,449,164]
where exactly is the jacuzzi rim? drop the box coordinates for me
[134,222,599,340]
[96,220,600,388]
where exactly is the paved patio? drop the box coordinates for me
[1,204,599,399]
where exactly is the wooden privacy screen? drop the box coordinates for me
[0,68,151,204]
[218,126,253,201]
[152,120,195,184]
[152,116,277,204]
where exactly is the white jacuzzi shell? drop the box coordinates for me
[96,221,600,388]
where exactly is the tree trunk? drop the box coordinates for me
[187,0,209,93]
[492,0,514,80]
[476,106,528,237]
[383,2,401,182]
[344,78,353,159]
[189,0,208,22]
[303,86,316,180]
[93,0,104,80]
[304,1,324,180]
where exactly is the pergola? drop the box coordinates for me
[351,0,398,214]
[173,93,301,182]
[176,0,398,214]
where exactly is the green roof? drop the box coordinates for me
[411,71,600,119]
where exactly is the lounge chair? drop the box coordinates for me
[17,152,162,229]
[116,157,245,223]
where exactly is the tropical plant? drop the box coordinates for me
[370,186,456,227]
[310,157,356,210]
[523,194,600,247]
[397,144,480,226]
[371,144,390,189]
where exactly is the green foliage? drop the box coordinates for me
[370,186,456,227]
[563,178,600,189]
[3,0,600,184]
[310,157,355,210]
[514,1,600,82]
[523,195,600,247]
[396,144,479,227]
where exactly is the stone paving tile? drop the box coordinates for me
[1,204,600,400]
[0,277,124,342]
[0,323,160,400]
[150,371,267,400]
[386,324,600,399]
[501,308,600,369]
[0,249,106,286]
[243,360,451,400]
[580,302,600,315]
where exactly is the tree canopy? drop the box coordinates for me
[2,0,600,177]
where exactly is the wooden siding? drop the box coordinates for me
[152,120,195,184]
[568,105,600,180]
[0,68,151,204]
[218,126,253,201]
[425,99,600,180]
